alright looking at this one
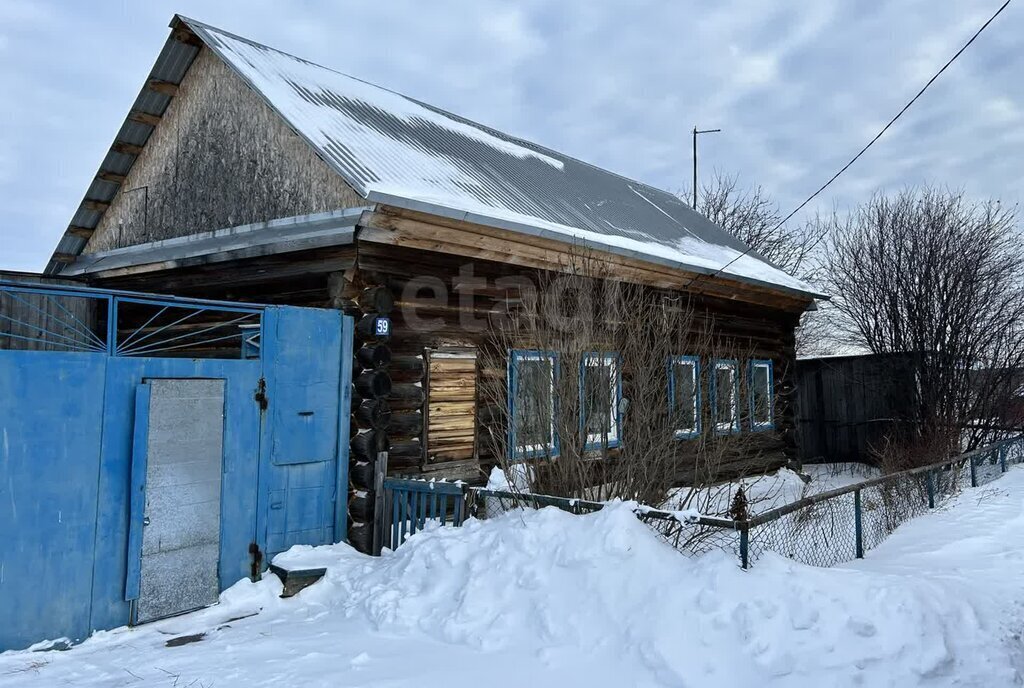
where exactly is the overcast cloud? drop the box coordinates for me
[0,0,1019,272]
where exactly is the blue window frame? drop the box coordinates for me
[668,355,701,438]
[508,349,558,459]
[749,359,775,431]
[579,352,622,450]
[710,359,740,433]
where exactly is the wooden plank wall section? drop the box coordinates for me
[425,349,479,468]
[795,354,920,464]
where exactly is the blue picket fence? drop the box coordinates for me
[384,478,468,549]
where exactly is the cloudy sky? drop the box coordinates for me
[0,0,1019,272]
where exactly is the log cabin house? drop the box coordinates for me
[44,16,826,551]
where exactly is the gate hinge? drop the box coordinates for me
[254,378,268,411]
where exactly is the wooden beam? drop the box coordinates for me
[128,110,162,127]
[112,142,144,157]
[146,79,179,96]
[96,171,126,184]
[172,27,203,47]
[362,208,812,312]
[66,225,95,239]
[82,200,110,213]
[51,252,79,264]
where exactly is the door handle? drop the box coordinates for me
[143,516,151,526]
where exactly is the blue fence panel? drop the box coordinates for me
[384,479,467,550]
[0,351,108,650]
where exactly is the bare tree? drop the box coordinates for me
[684,173,830,355]
[823,187,1024,455]
[478,246,777,514]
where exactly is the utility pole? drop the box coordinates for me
[692,126,721,209]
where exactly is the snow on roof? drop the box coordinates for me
[181,16,825,299]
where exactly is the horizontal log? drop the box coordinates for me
[348,490,376,521]
[358,285,395,314]
[387,411,423,436]
[356,343,392,370]
[389,439,423,460]
[354,369,391,399]
[355,398,391,430]
[428,417,476,432]
[389,383,425,404]
[347,521,373,554]
[352,430,388,460]
[349,461,375,489]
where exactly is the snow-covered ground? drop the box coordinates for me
[3,467,1023,687]
[667,462,881,517]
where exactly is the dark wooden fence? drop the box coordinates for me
[795,353,921,464]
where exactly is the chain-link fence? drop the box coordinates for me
[742,436,1024,568]
[385,437,1024,569]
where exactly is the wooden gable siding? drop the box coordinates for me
[85,47,363,254]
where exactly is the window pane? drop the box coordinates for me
[673,361,696,431]
[715,366,734,426]
[515,358,552,449]
[752,364,771,425]
[584,361,613,437]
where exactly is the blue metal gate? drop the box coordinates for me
[0,282,353,651]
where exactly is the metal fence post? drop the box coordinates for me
[969,455,977,488]
[926,470,935,509]
[739,523,749,569]
[1000,444,1008,473]
[854,489,863,559]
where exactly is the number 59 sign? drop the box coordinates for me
[374,316,391,338]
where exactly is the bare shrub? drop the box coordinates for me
[684,172,829,356]
[823,187,1024,455]
[478,245,775,514]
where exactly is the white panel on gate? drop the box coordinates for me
[136,379,226,624]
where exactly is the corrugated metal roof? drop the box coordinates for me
[48,15,824,299]
[181,17,822,298]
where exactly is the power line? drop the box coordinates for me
[687,0,1012,293]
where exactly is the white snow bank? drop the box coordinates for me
[668,462,882,517]
[3,471,1023,687]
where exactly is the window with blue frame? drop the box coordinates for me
[711,359,740,433]
[508,350,558,458]
[580,352,622,449]
[749,359,774,430]
[669,355,701,437]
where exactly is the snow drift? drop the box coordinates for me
[4,474,1024,687]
